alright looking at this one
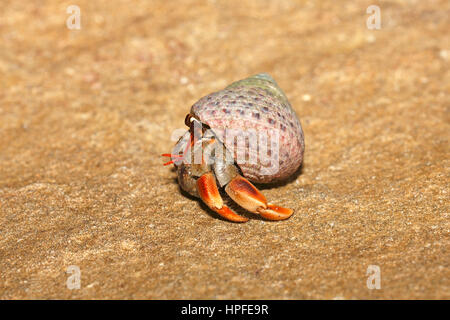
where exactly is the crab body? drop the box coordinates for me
[163,74,304,222]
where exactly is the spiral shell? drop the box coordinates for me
[191,73,304,183]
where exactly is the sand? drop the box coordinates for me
[0,0,448,299]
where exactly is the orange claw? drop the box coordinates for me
[257,203,293,221]
[196,172,248,223]
[212,205,249,223]
[225,175,294,221]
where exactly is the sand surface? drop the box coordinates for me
[0,0,449,299]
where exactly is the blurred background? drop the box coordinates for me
[0,0,448,299]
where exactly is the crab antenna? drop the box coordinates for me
[162,117,199,166]
[161,153,183,158]
[161,153,184,166]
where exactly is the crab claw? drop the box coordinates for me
[258,203,294,221]
[225,175,293,221]
[196,172,249,223]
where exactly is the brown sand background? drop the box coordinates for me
[0,0,449,299]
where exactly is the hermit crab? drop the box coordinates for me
[163,73,304,222]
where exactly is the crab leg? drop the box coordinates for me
[196,172,249,223]
[225,175,293,220]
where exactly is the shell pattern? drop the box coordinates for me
[191,73,305,183]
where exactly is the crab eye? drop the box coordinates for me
[184,114,192,127]
[185,114,203,128]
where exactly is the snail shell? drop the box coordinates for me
[191,73,305,183]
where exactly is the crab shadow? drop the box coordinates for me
[253,162,304,191]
